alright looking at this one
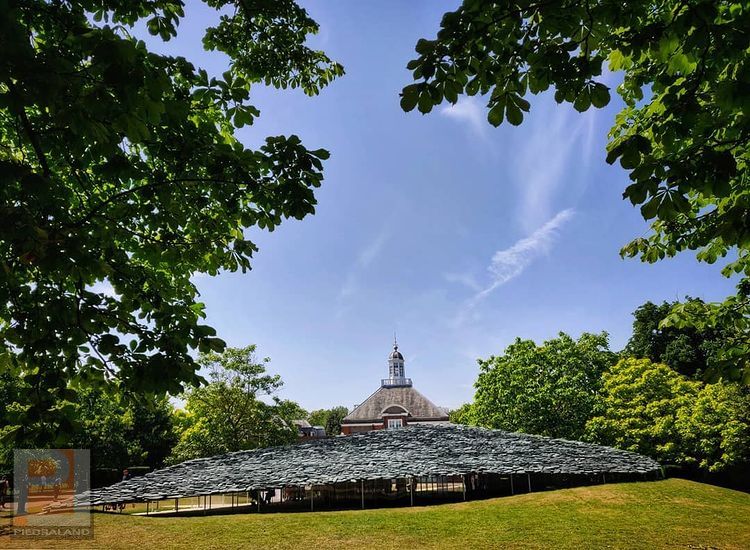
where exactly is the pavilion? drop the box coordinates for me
[79,424,661,515]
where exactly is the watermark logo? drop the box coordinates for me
[12,449,92,540]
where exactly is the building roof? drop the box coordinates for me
[80,425,661,506]
[342,385,448,423]
[388,344,404,360]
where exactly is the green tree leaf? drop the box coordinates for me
[488,103,505,127]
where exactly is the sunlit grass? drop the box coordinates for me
[1,479,748,549]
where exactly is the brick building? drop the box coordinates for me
[341,341,449,435]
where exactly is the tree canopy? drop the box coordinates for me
[585,358,700,465]
[308,406,349,436]
[71,389,176,472]
[0,0,342,444]
[679,380,750,472]
[586,358,750,471]
[402,0,750,382]
[470,332,615,440]
[453,305,750,478]
[1,376,175,476]
[625,299,722,379]
[168,346,301,463]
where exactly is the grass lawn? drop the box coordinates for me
[1,478,749,549]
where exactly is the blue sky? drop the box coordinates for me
[144,1,734,411]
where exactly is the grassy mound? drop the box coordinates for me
[2,479,749,549]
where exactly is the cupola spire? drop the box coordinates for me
[383,337,411,387]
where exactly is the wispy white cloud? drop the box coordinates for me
[442,94,598,233]
[478,208,574,299]
[357,229,389,269]
[337,227,391,303]
[338,273,358,301]
[443,272,482,292]
[440,96,487,137]
[453,209,575,325]
[512,104,594,232]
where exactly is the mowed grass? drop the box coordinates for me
[2,479,749,549]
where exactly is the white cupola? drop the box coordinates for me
[383,338,411,387]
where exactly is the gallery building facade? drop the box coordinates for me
[340,341,449,435]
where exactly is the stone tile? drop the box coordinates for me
[80,425,660,505]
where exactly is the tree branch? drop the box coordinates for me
[7,82,51,178]
[67,177,255,229]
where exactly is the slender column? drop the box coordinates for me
[146,501,149,516]
[257,490,261,513]
[462,475,466,501]
[209,494,211,510]
[175,498,178,513]
[602,472,606,484]
[409,477,414,506]
[527,473,532,493]
[310,485,314,512]
[360,479,365,510]
[510,474,514,495]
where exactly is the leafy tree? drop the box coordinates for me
[402,1,750,381]
[664,295,750,383]
[448,403,475,426]
[0,0,342,444]
[307,409,328,428]
[169,346,300,463]
[586,358,700,465]
[125,394,177,470]
[277,400,309,424]
[2,378,176,474]
[0,355,79,449]
[66,389,176,471]
[588,357,750,471]
[70,389,131,471]
[308,406,349,436]
[323,408,347,437]
[677,381,750,472]
[471,332,616,440]
[625,299,721,379]
[0,368,21,476]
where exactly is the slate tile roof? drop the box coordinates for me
[342,386,449,423]
[80,425,660,506]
